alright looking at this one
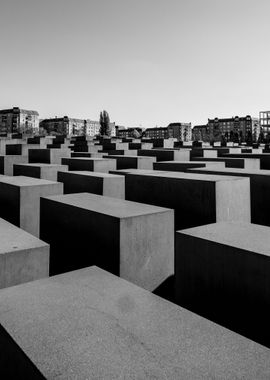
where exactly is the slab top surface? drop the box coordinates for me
[128,171,250,183]
[107,155,154,159]
[189,167,270,176]
[14,163,67,168]
[0,218,48,254]
[0,175,60,186]
[59,171,123,179]
[178,222,270,256]
[44,192,171,218]
[64,157,115,161]
[0,266,269,379]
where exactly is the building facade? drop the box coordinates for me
[144,123,192,141]
[0,107,39,134]
[259,111,270,136]
[117,127,143,138]
[193,116,259,143]
[40,117,115,137]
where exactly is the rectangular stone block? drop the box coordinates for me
[0,218,49,289]
[61,157,116,172]
[0,176,63,237]
[40,193,174,291]
[125,171,250,230]
[71,152,108,158]
[0,266,269,379]
[107,155,156,170]
[203,149,218,158]
[58,171,125,198]
[102,142,129,150]
[13,163,69,181]
[138,149,190,161]
[153,160,225,172]
[223,153,270,169]
[29,148,70,165]
[191,156,260,169]
[187,166,270,226]
[0,155,28,175]
[175,222,270,347]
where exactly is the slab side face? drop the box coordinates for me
[14,164,41,179]
[40,198,120,276]
[103,177,125,199]
[215,178,251,223]
[58,171,103,195]
[0,182,20,227]
[0,267,270,379]
[120,210,174,291]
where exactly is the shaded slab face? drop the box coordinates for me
[0,266,270,379]
[125,172,250,230]
[57,171,125,199]
[175,222,270,347]
[188,166,270,226]
[61,157,116,173]
[0,218,49,289]
[153,160,225,172]
[40,193,174,291]
[0,176,63,237]
[14,164,68,182]
[107,155,156,170]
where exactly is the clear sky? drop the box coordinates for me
[0,0,269,127]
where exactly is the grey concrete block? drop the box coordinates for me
[61,157,116,173]
[0,155,28,176]
[175,222,270,347]
[14,163,68,181]
[40,193,174,291]
[125,171,251,230]
[138,149,190,161]
[107,155,156,170]
[0,218,49,289]
[0,176,63,237]
[58,171,125,199]
[29,148,70,165]
[0,266,270,379]
[153,160,225,172]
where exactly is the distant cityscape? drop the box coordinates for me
[1,106,270,143]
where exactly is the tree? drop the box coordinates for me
[99,110,111,136]
[258,131,265,144]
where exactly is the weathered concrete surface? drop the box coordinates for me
[14,163,68,181]
[0,218,49,289]
[40,193,174,291]
[176,222,270,347]
[0,176,63,237]
[61,157,116,173]
[58,171,125,199]
[0,266,270,379]
[188,166,270,226]
[153,160,225,172]
[125,171,251,230]
[107,155,156,170]
[0,155,28,175]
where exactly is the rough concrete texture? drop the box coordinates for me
[153,160,225,172]
[14,163,68,181]
[61,157,116,173]
[58,171,125,199]
[0,217,49,289]
[175,222,270,347]
[0,266,270,379]
[40,193,174,291]
[125,171,250,229]
[107,155,156,170]
[0,175,63,237]
[0,155,28,176]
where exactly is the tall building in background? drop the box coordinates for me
[144,122,192,141]
[40,116,115,137]
[193,116,259,142]
[259,111,270,136]
[0,107,39,134]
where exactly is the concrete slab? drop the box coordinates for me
[187,166,270,226]
[0,176,63,237]
[1,266,270,379]
[176,222,270,347]
[124,171,251,230]
[29,148,71,165]
[58,171,125,199]
[153,160,225,172]
[138,149,190,161]
[61,157,116,173]
[107,155,156,170]
[191,156,260,169]
[0,217,49,289]
[13,163,68,181]
[40,193,174,291]
[0,155,28,176]
[223,153,270,169]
